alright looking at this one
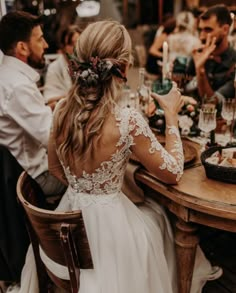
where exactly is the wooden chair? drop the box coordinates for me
[16,171,93,293]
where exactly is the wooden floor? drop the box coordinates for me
[200,227,236,293]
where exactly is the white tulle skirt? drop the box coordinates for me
[8,190,219,293]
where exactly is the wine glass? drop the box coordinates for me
[198,104,217,150]
[120,86,131,108]
[171,56,191,92]
[221,98,236,145]
[139,85,149,114]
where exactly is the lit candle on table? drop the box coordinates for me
[162,41,168,83]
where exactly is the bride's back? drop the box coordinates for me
[52,20,133,183]
[58,111,122,176]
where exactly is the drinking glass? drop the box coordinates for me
[171,56,191,91]
[221,98,236,144]
[198,104,217,150]
[152,78,172,96]
[152,79,172,115]
[120,87,131,108]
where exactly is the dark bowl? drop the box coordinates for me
[201,146,236,184]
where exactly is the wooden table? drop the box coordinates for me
[134,140,236,293]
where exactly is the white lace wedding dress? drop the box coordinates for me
[9,107,221,293]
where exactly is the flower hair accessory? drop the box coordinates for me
[67,54,127,87]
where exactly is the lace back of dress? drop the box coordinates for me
[62,107,132,195]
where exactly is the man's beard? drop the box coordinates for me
[215,35,224,46]
[27,52,46,70]
[201,34,224,47]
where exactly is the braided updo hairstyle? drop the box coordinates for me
[53,20,132,164]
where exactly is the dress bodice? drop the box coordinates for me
[62,107,134,195]
[61,107,184,197]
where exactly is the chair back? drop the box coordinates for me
[16,171,93,293]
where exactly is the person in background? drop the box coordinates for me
[0,49,3,63]
[228,12,236,50]
[43,25,81,104]
[168,11,201,66]
[0,11,66,196]
[185,4,236,105]
[145,16,176,77]
[11,20,223,293]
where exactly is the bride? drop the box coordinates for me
[9,20,221,293]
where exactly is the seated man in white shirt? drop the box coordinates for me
[0,11,66,196]
[43,25,81,104]
[0,50,3,64]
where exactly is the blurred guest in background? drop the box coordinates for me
[185,4,236,105]
[228,12,236,50]
[0,50,3,63]
[168,10,201,91]
[43,25,81,104]
[145,16,176,77]
[0,11,66,196]
[0,11,66,291]
[168,11,201,65]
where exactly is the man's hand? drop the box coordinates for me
[192,34,216,70]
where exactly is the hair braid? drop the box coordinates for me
[53,21,132,165]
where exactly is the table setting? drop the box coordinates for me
[124,39,236,184]
[122,43,236,293]
[147,94,236,183]
[123,50,236,293]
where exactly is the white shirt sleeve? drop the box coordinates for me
[6,83,52,148]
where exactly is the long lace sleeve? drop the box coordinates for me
[124,109,184,183]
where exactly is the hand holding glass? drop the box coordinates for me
[152,79,172,114]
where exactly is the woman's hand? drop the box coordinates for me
[151,82,184,115]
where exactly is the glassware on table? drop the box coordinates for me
[221,98,236,145]
[152,78,172,114]
[171,56,191,91]
[144,80,153,115]
[120,86,131,108]
[198,104,217,150]
[152,78,172,96]
[147,78,172,133]
[128,92,139,109]
[136,68,151,115]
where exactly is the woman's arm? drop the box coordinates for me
[130,85,184,184]
[149,33,167,58]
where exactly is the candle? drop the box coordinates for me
[162,41,168,82]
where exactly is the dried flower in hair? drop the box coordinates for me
[67,53,127,87]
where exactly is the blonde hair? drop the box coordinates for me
[53,20,132,165]
[176,11,196,34]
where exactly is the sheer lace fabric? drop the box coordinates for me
[62,107,184,198]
